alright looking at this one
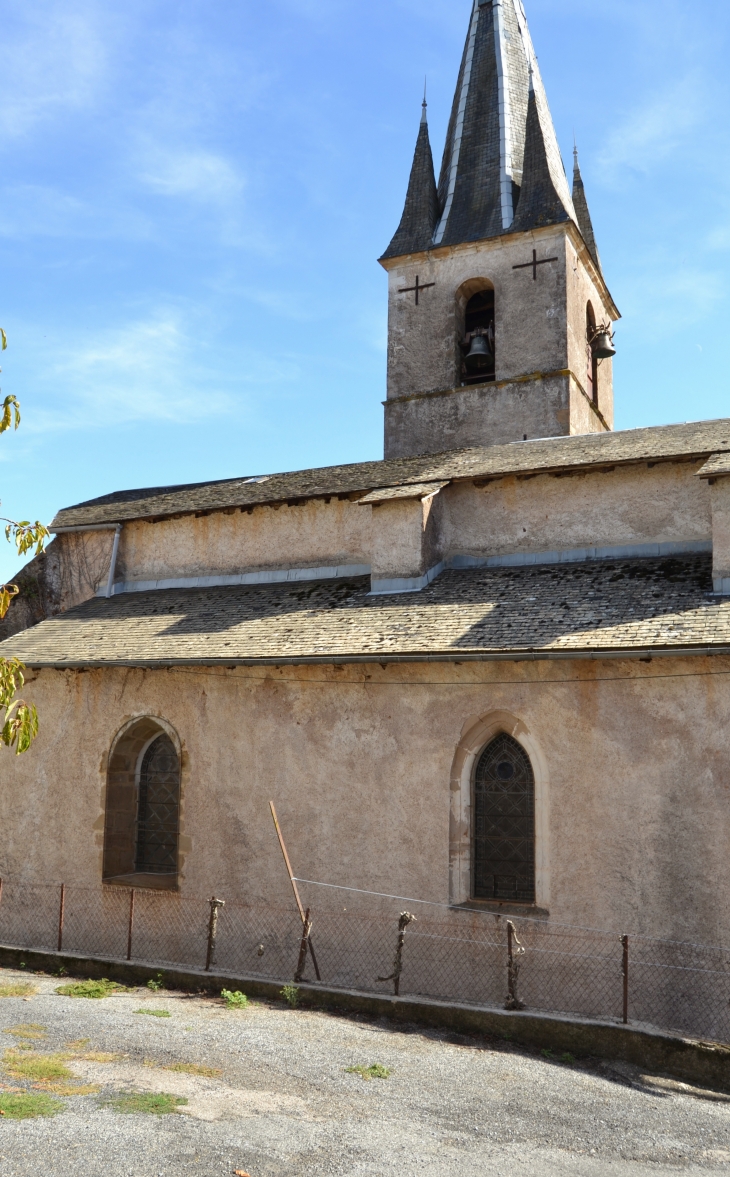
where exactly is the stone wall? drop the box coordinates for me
[1,655,729,947]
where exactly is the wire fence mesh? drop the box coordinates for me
[1,876,729,1046]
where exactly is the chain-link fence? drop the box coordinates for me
[1,875,729,1045]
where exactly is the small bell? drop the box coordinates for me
[464,328,494,374]
[591,326,616,360]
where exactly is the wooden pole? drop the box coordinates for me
[269,801,321,981]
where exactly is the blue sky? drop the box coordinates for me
[0,0,729,581]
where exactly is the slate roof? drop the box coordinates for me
[510,81,572,234]
[381,106,439,261]
[430,0,576,249]
[572,149,600,271]
[50,419,730,529]
[2,555,727,668]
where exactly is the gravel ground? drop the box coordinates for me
[0,965,727,1176]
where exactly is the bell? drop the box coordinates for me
[591,327,616,360]
[464,329,494,374]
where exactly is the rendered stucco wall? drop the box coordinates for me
[1,656,730,946]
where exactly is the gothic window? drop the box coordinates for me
[473,733,535,903]
[586,302,598,406]
[135,735,180,874]
[461,288,495,385]
[103,719,181,890]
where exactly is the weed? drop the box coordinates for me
[77,1052,119,1063]
[104,1092,187,1115]
[146,973,164,992]
[163,1062,222,1077]
[56,979,126,999]
[16,1043,34,1051]
[0,1092,64,1119]
[3,1049,74,1083]
[0,983,36,998]
[135,1008,171,1018]
[65,1039,90,1050]
[561,1052,576,1064]
[4,1024,47,1040]
[280,985,300,1008]
[221,990,249,1009]
[541,1049,554,1059]
[39,1081,100,1096]
[345,1064,391,1081]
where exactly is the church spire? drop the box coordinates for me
[571,145,602,271]
[510,67,574,232]
[430,0,576,249]
[381,98,439,261]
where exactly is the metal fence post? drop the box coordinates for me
[205,898,225,972]
[57,884,66,953]
[126,889,136,961]
[377,911,417,996]
[505,920,526,1011]
[622,934,629,1024]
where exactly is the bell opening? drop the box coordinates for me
[461,289,495,385]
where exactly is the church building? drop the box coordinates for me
[2,0,730,950]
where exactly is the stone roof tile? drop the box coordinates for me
[50,419,730,529]
[1,554,725,668]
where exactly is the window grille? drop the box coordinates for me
[135,735,180,875]
[473,733,535,903]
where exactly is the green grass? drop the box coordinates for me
[280,985,300,1008]
[135,1008,171,1018]
[104,1092,188,1115]
[221,990,249,1009]
[55,979,126,999]
[146,973,164,992]
[4,1023,47,1040]
[162,1062,222,1077]
[3,1050,75,1083]
[0,983,37,998]
[345,1064,391,1081]
[0,1092,64,1119]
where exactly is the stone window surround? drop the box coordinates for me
[449,709,550,913]
[102,714,184,892]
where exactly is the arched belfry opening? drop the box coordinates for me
[103,718,182,891]
[458,283,495,387]
[473,732,535,903]
[586,302,599,406]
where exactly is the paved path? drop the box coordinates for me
[0,966,727,1175]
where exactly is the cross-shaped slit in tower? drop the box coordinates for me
[398,275,436,305]
[512,249,558,280]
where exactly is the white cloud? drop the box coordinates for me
[597,75,705,182]
[0,1,108,138]
[137,148,245,205]
[0,184,152,242]
[35,314,231,430]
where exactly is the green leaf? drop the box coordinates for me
[0,329,6,351]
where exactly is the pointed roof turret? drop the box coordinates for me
[381,99,439,261]
[572,146,601,271]
[430,0,577,248]
[510,69,574,232]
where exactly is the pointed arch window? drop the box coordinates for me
[473,733,535,902]
[135,735,181,874]
[103,719,181,891]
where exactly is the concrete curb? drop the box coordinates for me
[3,943,729,1092]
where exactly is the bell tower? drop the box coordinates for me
[380,0,619,460]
